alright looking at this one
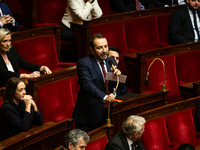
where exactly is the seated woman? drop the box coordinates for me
[0,77,43,141]
[0,28,52,87]
[61,0,103,41]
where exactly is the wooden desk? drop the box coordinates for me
[112,90,168,134]
[179,80,200,100]
[196,145,200,150]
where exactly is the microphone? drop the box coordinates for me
[144,58,167,92]
[108,60,116,72]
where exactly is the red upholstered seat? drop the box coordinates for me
[37,78,75,123]
[12,35,75,74]
[124,16,169,51]
[98,0,112,16]
[175,50,200,84]
[145,55,181,103]
[141,117,173,150]
[157,14,172,44]
[0,97,3,107]
[86,136,108,150]
[36,0,67,24]
[165,109,200,147]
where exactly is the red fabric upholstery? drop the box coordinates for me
[71,76,79,105]
[0,97,3,107]
[37,78,75,123]
[12,35,75,73]
[124,16,160,51]
[12,35,58,69]
[157,14,172,44]
[145,55,181,103]
[85,136,108,150]
[37,0,67,24]
[141,117,171,150]
[165,109,200,147]
[92,21,128,55]
[175,50,200,84]
[98,0,112,16]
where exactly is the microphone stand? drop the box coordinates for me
[145,58,167,92]
[107,71,119,126]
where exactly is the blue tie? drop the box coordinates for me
[131,143,135,150]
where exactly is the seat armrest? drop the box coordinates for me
[58,62,77,68]
[159,42,170,47]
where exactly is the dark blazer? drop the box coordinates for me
[169,5,200,45]
[116,85,130,97]
[196,100,200,132]
[0,3,19,32]
[110,0,154,13]
[0,46,41,87]
[105,131,147,150]
[154,0,178,7]
[73,54,124,127]
[0,101,43,141]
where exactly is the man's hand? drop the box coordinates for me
[105,93,115,102]
[111,66,121,76]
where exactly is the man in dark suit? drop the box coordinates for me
[169,0,200,45]
[73,34,123,132]
[105,115,146,150]
[59,129,90,150]
[0,0,19,32]
[108,46,130,97]
[110,0,154,13]
[196,100,200,132]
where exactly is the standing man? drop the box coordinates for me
[60,129,90,150]
[73,34,123,132]
[169,0,200,45]
[108,46,129,97]
[105,115,146,150]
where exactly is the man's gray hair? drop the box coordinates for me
[63,129,90,149]
[122,115,146,139]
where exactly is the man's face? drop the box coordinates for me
[135,125,145,140]
[187,0,200,10]
[108,50,120,64]
[90,38,108,61]
[69,138,87,150]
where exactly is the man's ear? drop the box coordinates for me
[90,47,94,54]
[134,132,138,139]
[68,142,73,150]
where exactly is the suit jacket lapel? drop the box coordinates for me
[89,55,106,90]
[184,6,194,34]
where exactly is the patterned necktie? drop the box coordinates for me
[193,10,200,41]
[100,61,109,95]
[131,143,135,150]
[135,0,141,10]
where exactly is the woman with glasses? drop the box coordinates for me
[0,77,43,141]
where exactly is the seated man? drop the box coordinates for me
[105,115,146,150]
[196,100,200,132]
[108,46,129,97]
[110,0,154,12]
[0,0,19,32]
[169,0,200,45]
[154,0,185,8]
[60,129,90,150]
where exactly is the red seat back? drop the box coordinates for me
[175,50,200,84]
[37,0,68,24]
[12,35,59,70]
[86,136,108,150]
[124,16,160,51]
[37,78,75,123]
[98,0,112,16]
[157,14,172,43]
[0,97,3,107]
[141,117,170,150]
[165,109,196,144]
[145,55,181,103]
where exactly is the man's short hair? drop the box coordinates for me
[177,143,195,150]
[122,115,146,139]
[109,46,121,56]
[63,129,90,149]
[89,34,105,49]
